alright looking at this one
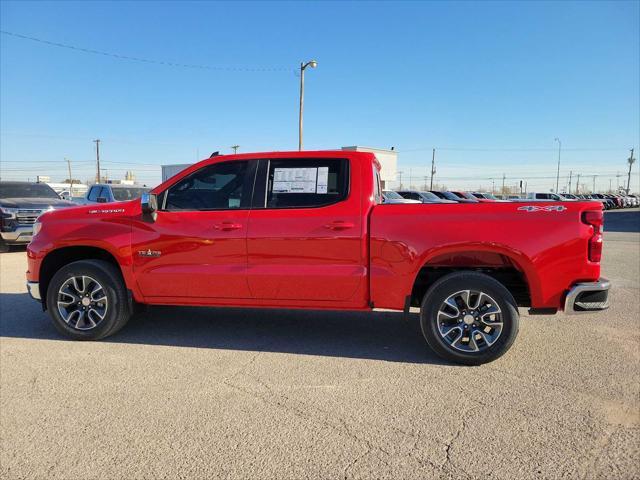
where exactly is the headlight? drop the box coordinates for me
[32,221,42,236]
[0,207,18,219]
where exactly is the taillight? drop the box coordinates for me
[582,210,603,262]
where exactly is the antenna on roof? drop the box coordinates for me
[209,151,220,158]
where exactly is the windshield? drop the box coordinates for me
[478,192,497,200]
[112,187,150,201]
[419,191,440,200]
[454,191,475,200]
[0,182,59,199]
[383,191,403,200]
[442,191,462,201]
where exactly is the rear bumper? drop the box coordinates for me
[564,278,610,314]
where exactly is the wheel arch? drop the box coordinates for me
[409,246,541,308]
[39,246,129,309]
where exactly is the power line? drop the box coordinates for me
[0,30,294,73]
[398,146,633,153]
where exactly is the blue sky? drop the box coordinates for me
[1,0,638,192]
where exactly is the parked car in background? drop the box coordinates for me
[583,194,613,210]
[560,193,579,200]
[430,191,478,203]
[451,191,493,203]
[396,190,457,204]
[0,181,76,251]
[83,184,151,204]
[526,192,574,201]
[382,190,421,204]
[471,192,500,201]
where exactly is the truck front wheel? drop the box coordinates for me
[420,271,519,365]
[46,259,132,340]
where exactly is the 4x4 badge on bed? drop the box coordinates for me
[518,205,567,212]
[138,249,161,257]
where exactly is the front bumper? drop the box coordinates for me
[1,225,33,244]
[27,281,41,301]
[564,278,610,314]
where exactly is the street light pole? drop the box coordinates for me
[554,137,561,193]
[298,60,317,151]
[66,157,73,197]
[430,148,436,190]
[626,148,636,194]
[93,139,101,184]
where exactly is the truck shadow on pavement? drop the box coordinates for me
[0,293,447,365]
[604,210,640,233]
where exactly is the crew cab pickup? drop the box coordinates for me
[26,151,610,364]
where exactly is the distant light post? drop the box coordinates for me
[231,145,240,154]
[626,148,636,194]
[298,60,317,151]
[554,137,561,193]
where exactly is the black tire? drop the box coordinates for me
[420,271,519,365]
[0,240,9,253]
[46,259,132,340]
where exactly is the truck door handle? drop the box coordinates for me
[214,222,243,231]
[324,221,354,231]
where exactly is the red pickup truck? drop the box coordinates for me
[26,150,610,364]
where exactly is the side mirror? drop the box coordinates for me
[141,193,158,214]
[96,197,108,203]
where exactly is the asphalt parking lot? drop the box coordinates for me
[1,210,639,480]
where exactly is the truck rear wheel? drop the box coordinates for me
[46,259,132,340]
[420,271,519,365]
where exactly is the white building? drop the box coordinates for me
[162,164,192,182]
[341,146,397,189]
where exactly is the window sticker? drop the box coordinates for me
[316,167,329,194]
[273,167,320,194]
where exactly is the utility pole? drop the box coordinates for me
[430,148,436,190]
[423,176,428,190]
[609,179,612,192]
[592,175,596,193]
[554,137,561,193]
[575,173,580,195]
[93,139,101,184]
[501,173,506,195]
[409,167,413,190]
[491,179,495,194]
[568,171,572,194]
[626,148,636,194]
[231,145,240,154]
[298,60,318,151]
[66,157,73,196]
[397,171,404,190]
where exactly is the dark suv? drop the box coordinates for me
[0,181,76,251]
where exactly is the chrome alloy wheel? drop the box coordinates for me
[436,290,503,353]
[57,276,108,331]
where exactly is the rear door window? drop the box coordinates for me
[263,158,349,209]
